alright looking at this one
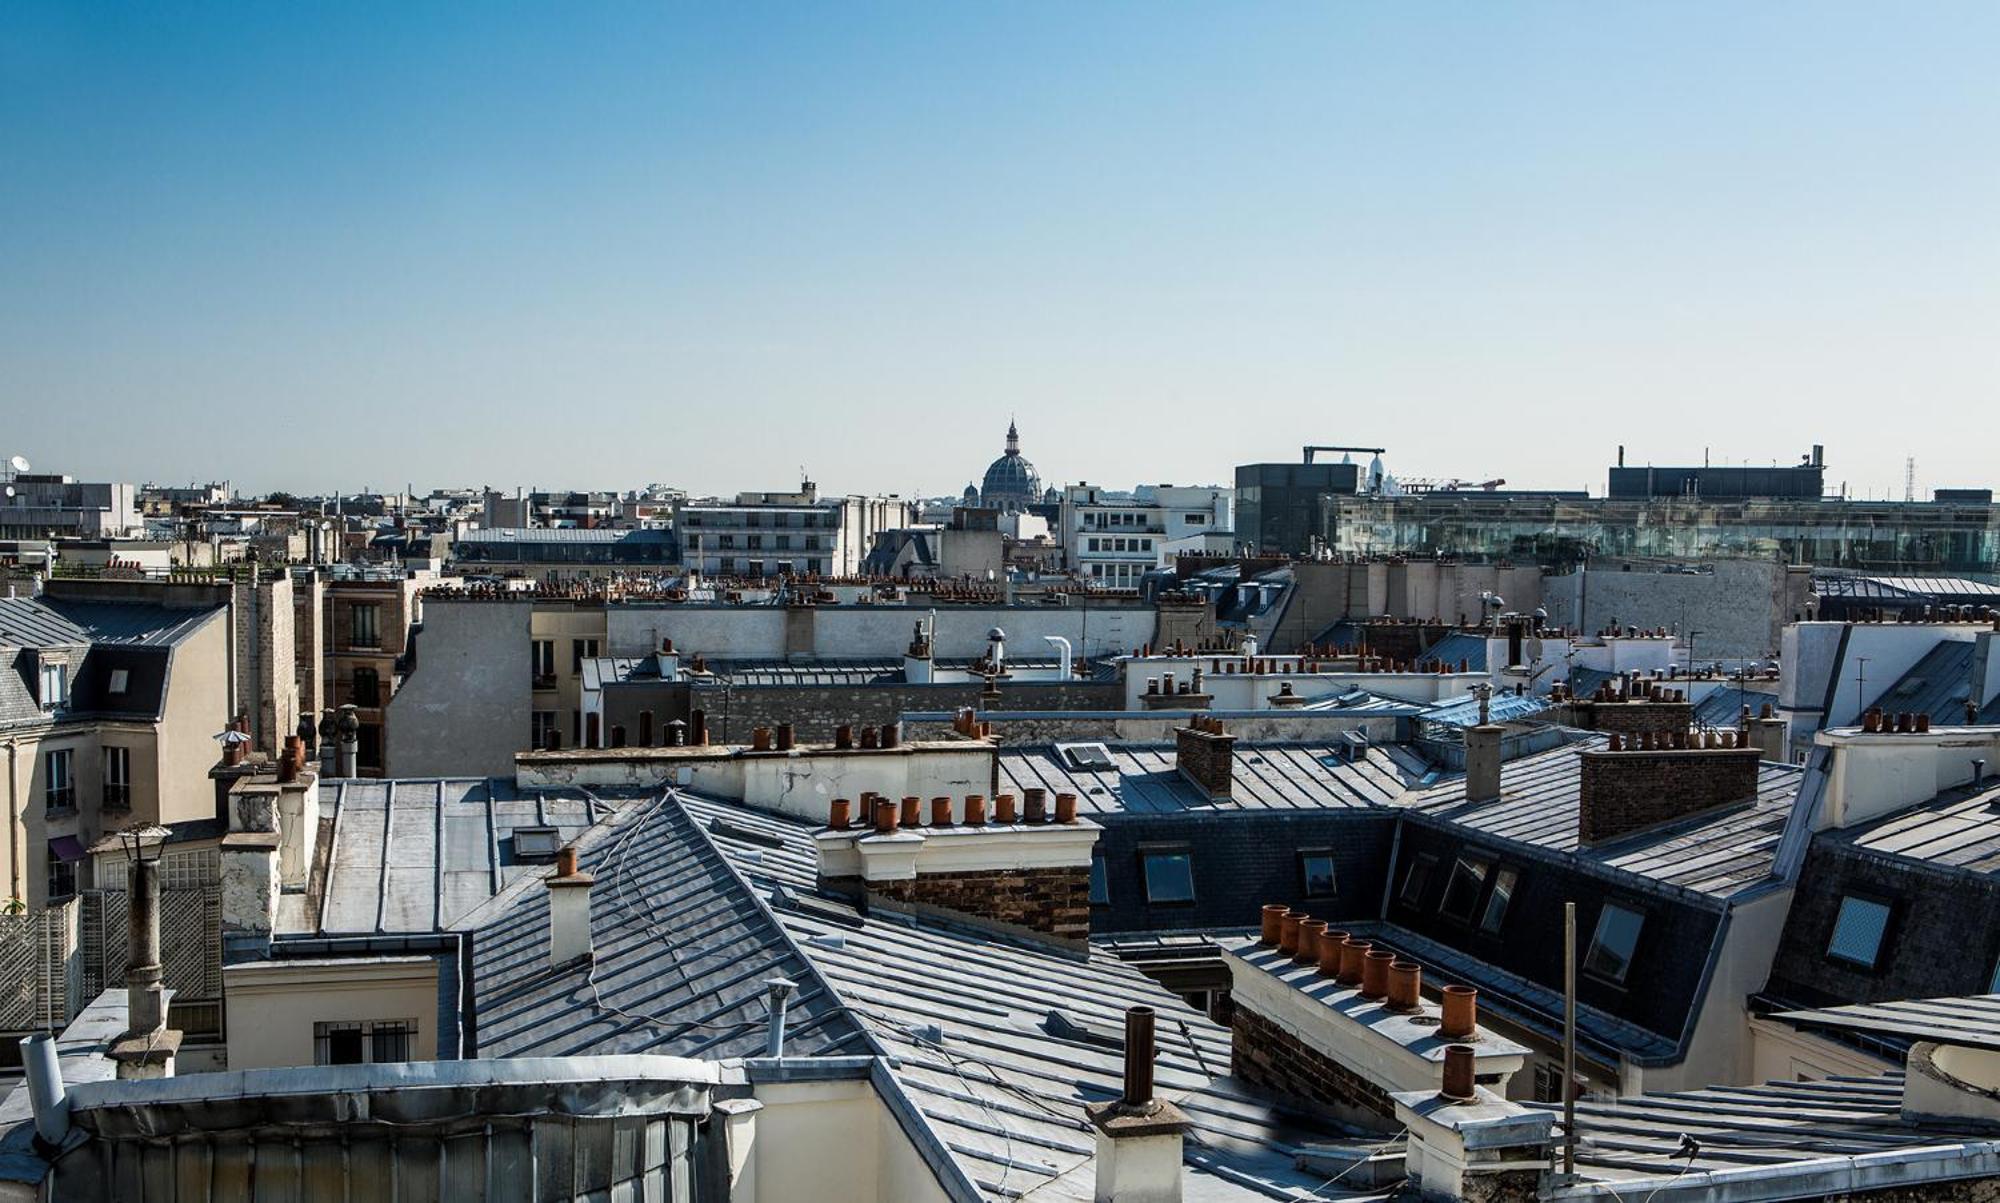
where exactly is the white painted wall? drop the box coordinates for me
[745,1077,951,1203]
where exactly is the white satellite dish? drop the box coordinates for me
[7,456,28,473]
[3,486,13,498]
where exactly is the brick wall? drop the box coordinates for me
[1558,699,1694,737]
[1578,747,1760,844]
[1175,726,1236,801]
[834,865,1091,939]
[1230,1006,1397,1121]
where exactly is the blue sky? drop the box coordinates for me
[3,3,1995,498]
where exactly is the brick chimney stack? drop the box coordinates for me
[1175,717,1236,803]
[1578,732,1760,844]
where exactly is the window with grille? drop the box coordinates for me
[44,749,75,812]
[350,603,381,649]
[315,1019,417,1065]
[103,745,131,809]
[1827,895,1893,970]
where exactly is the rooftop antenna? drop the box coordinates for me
[1904,456,1915,504]
[2,454,28,500]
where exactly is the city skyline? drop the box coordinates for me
[6,3,1996,498]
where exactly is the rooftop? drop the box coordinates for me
[998,741,1431,815]
[0,594,223,648]
[1836,779,2000,875]
[1402,736,1808,899]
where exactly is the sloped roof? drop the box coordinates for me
[1419,630,1488,672]
[0,596,222,649]
[1773,994,2000,1051]
[304,778,612,935]
[1402,737,1807,899]
[683,795,1393,1201]
[460,793,864,1063]
[997,742,1431,814]
[1863,638,1996,726]
[1838,780,2000,875]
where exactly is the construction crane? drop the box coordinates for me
[1301,445,1385,465]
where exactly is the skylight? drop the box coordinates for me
[1057,742,1116,772]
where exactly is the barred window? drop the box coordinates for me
[314,1019,417,1065]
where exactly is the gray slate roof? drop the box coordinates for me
[1773,994,2000,1051]
[1403,736,1807,899]
[460,794,864,1063]
[998,742,1430,814]
[0,596,222,648]
[303,778,612,935]
[1839,781,2000,874]
[1546,1072,2000,1192]
[1863,638,1997,726]
[683,794,1393,1201]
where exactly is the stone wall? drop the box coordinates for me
[1578,746,1761,844]
[1230,1006,1396,1123]
[855,865,1091,940]
[692,681,1119,745]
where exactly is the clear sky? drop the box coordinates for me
[4,3,1995,500]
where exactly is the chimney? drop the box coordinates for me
[1175,717,1235,803]
[1224,921,1527,1129]
[813,795,1099,945]
[547,844,595,967]
[1578,734,1760,844]
[335,705,359,777]
[1391,1049,1556,1202]
[1086,1007,1190,1203]
[1464,723,1502,803]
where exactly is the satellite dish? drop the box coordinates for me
[8,456,29,473]
[3,486,12,498]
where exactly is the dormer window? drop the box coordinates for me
[39,662,67,711]
[107,668,129,695]
[1583,902,1645,984]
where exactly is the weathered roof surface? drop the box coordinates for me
[1417,690,1546,729]
[0,597,89,646]
[684,795,1393,1201]
[705,657,1118,687]
[1863,638,1998,726]
[305,778,612,935]
[1419,630,1488,672]
[1547,1072,2000,1192]
[460,795,864,1063]
[1816,574,2000,601]
[998,742,1430,815]
[1402,737,1807,898]
[1773,995,2000,1051]
[1691,684,1781,731]
[1841,781,2000,874]
[0,596,223,648]
[454,527,675,544]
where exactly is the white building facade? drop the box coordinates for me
[1060,484,1233,588]
[678,483,911,578]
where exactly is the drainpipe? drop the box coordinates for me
[5,740,19,902]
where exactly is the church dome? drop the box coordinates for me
[979,421,1042,511]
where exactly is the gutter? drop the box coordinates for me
[1548,1139,2000,1202]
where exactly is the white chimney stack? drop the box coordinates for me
[547,845,595,967]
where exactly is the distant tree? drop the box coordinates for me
[265,491,297,509]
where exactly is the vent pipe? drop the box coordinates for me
[1043,635,1074,681]
[21,1034,68,1148]
[763,977,798,1058]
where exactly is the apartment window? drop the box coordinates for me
[718,535,736,549]
[1583,903,1645,984]
[44,749,75,812]
[530,710,559,749]
[1299,851,1338,898]
[350,603,381,649]
[107,668,129,694]
[39,662,67,710]
[683,534,699,550]
[747,534,763,550]
[1533,1063,1569,1105]
[1478,867,1519,935]
[1827,895,1893,971]
[1185,514,1206,526]
[47,859,76,904]
[1397,853,1438,908]
[314,1019,416,1065]
[1439,855,1492,923]
[775,534,791,550]
[1089,855,1109,906]
[719,557,736,573]
[804,536,821,551]
[351,667,381,707]
[806,558,823,574]
[1988,953,2000,995]
[103,746,131,810]
[532,639,556,685]
[1141,850,1195,904]
[356,724,383,771]
[571,638,599,672]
